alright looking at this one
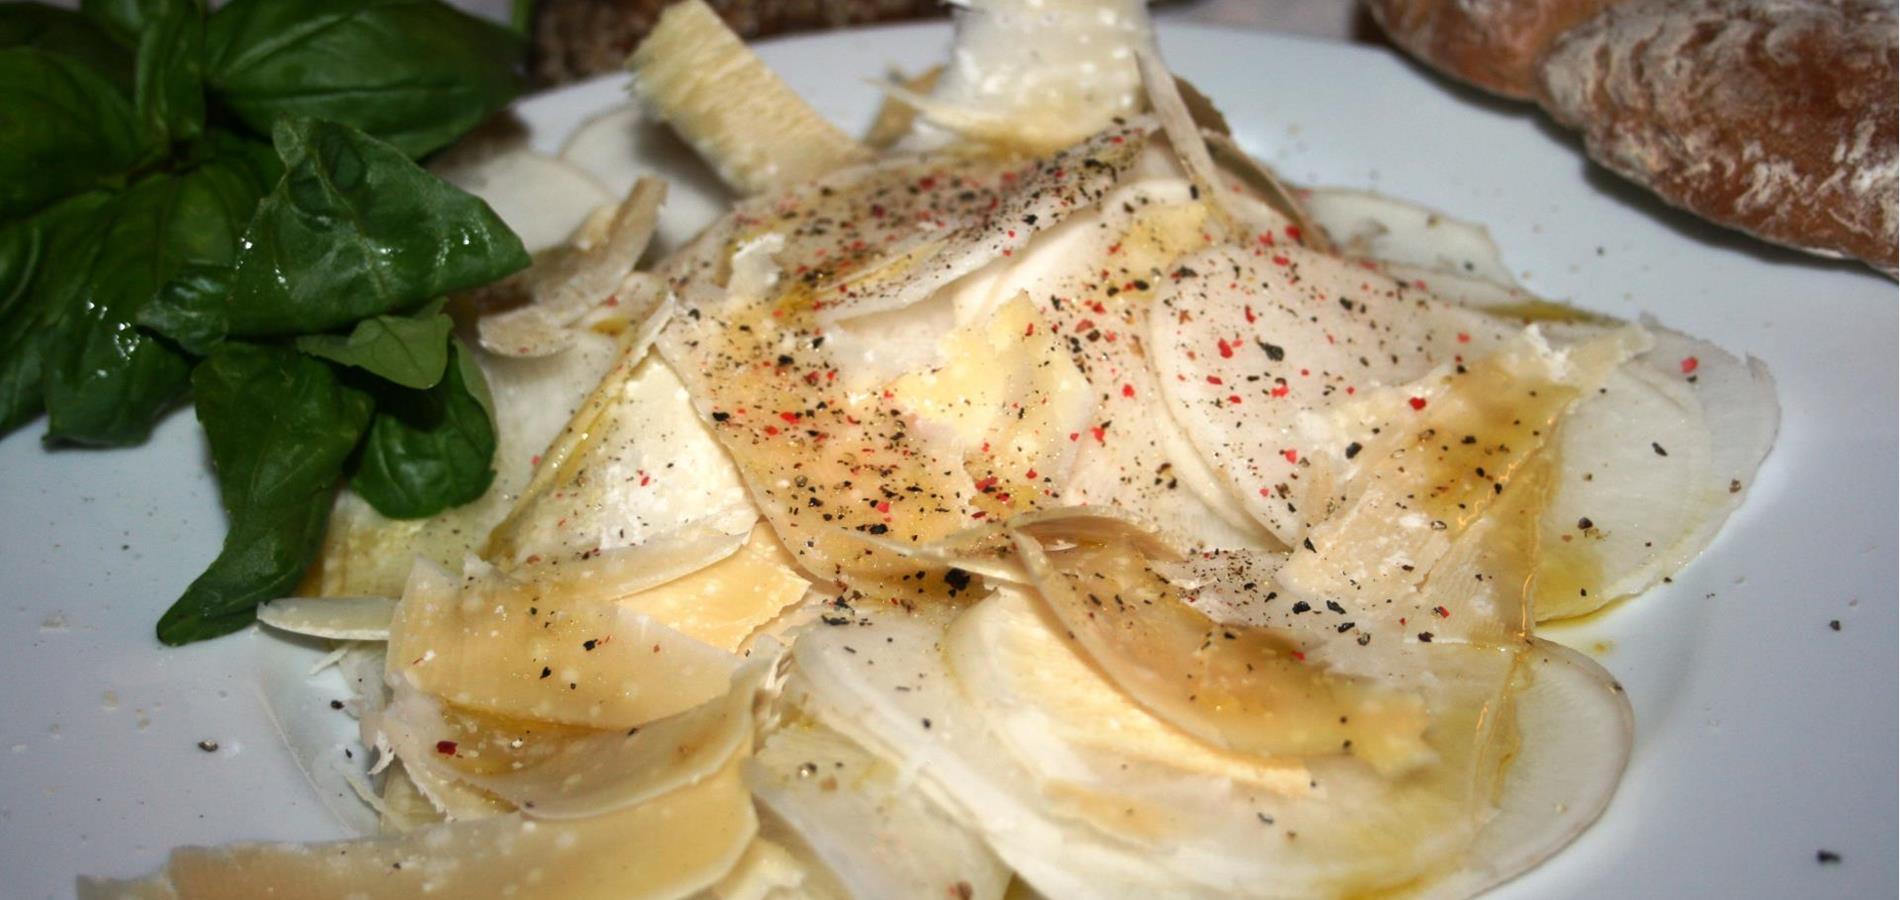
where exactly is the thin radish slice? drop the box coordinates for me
[1423,639,1634,898]
[749,717,1011,900]
[1302,188,1512,285]
[485,348,758,573]
[252,637,385,836]
[431,145,613,253]
[979,620,1514,897]
[477,178,666,358]
[787,606,1232,900]
[1010,529,1433,774]
[1146,242,1524,546]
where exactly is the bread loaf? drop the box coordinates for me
[1365,0,1630,98]
[1537,0,1897,272]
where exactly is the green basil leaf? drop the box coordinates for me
[133,130,279,355]
[0,192,114,435]
[137,261,230,355]
[222,118,527,337]
[454,331,495,424]
[350,337,496,519]
[77,0,143,45]
[42,152,272,446]
[295,298,453,389]
[0,2,132,92]
[131,0,204,146]
[156,342,372,644]
[0,206,45,325]
[206,0,522,159]
[0,47,147,219]
[187,126,282,182]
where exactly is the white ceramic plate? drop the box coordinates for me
[1,23,1892,900]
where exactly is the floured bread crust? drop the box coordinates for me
[1536,0,1897,273]
[1367,0,1631,98]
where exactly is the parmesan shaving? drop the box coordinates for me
[81,756,757,900]
[627,0,867,194]
[387,558,739,730]
[257,596,395,641]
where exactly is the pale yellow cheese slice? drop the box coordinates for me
[620,523,813,653]
[627,0,867,194]
[374,653,774,820]
[387,559,738,731]
[80,757,756,900]
[704,838,823,900]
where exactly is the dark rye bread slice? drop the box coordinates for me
[1536,0,1897,273]
[1366,0,1631,99]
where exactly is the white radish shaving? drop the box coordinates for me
[1421,640,1635,897]
[749,716,1011,900]
[252,636,384,836]
[478,178,667,358]
[431,145,613,253]
[1303,187,1511,284]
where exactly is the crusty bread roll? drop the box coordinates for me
[1365,0,1631,98]
[1537,0,1897,273]
[1368,0,1897,273]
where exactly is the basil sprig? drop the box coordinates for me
[0,0,530,644]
